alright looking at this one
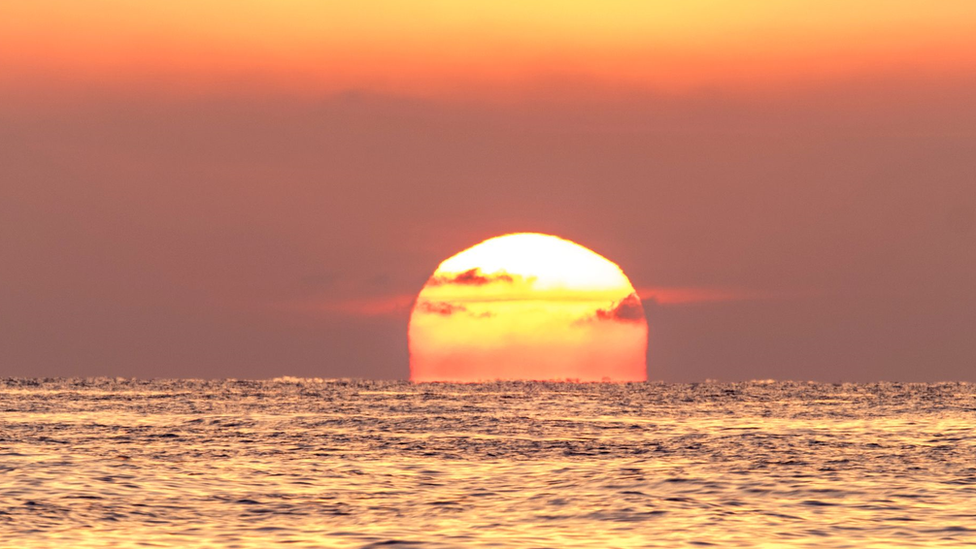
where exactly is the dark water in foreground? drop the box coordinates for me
[1,379,975,548]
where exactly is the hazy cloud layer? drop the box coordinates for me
[1,76,975,381]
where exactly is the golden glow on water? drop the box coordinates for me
[409,234,647,382]
[2,379,976,548]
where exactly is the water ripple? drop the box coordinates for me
[0,379,974,547]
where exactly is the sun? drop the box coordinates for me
[409,233,647,382]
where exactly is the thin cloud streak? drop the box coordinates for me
[282,294,417,318]
[428,268,516,287]
[293,284,786,319]
[637,286,790,305]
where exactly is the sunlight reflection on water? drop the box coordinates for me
[1,379,975,547]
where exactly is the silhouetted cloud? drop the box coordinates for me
[594,293,645,323]
[428,268,514,287]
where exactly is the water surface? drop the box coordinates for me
[2,379,975,547]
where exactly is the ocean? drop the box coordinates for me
[1,378,974,548]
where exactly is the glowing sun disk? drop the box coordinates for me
[409,233,647,382]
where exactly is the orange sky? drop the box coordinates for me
[4,1,976,98]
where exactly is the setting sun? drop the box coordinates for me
[409,233,647,382]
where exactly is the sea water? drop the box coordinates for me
[1,379,975,548]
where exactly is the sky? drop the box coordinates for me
[1,1,975,381]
